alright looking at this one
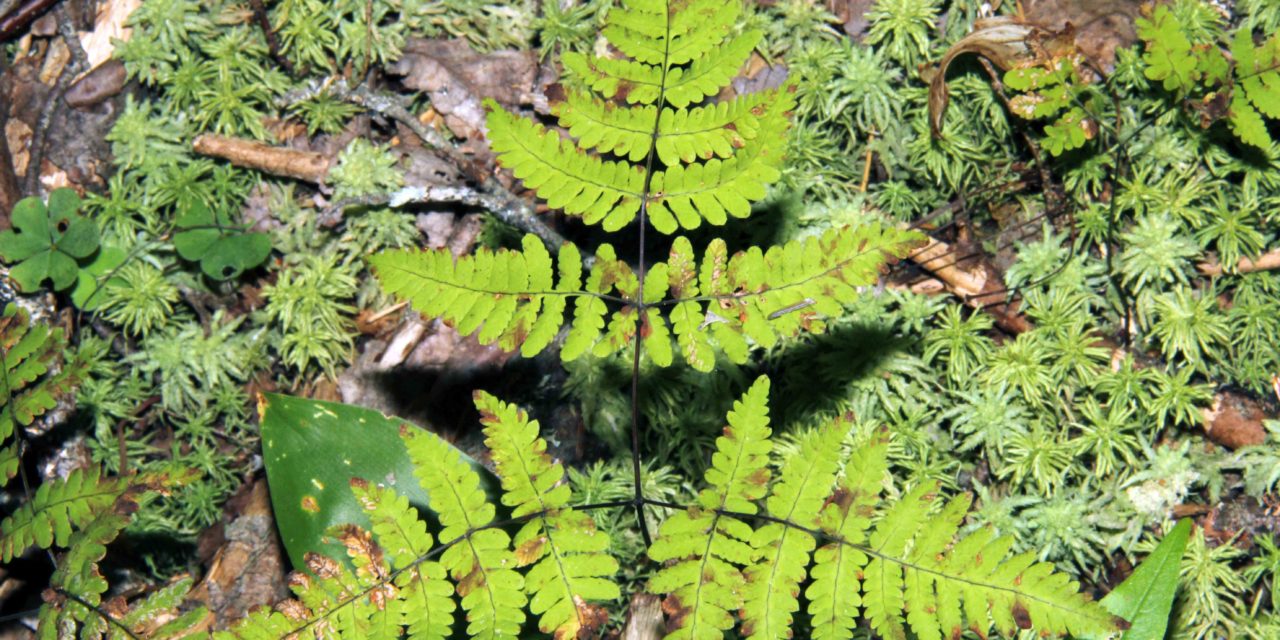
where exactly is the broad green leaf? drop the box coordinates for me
[172,201,271,280]
[70,245,127,310]
[0,188,98,292]
[1092,519,1191,640]
[258,393,499,570]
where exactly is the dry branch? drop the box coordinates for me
[906,235,1033,333]
[1198,248,1280,276]
[192,135,333,183]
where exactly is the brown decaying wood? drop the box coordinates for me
[192,135,333,184]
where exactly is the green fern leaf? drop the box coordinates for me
[1231,28,1280,147]
[1,303,88,468]
[660,224,924,371]
[403,425,527,639]
[648,376,772,639]
[863,481,939,639]
[38,512,129,636]
[351,478,456,639]
[807,430,890,640]
[485,105,645,231]
[486,0,793,234]
[370,235,585,359]
[1,467,127,561]
[741,417,847,639]
[1137,5,1199,92]
[602,0,741,67]
[476,391,619,638]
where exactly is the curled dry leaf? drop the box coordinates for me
[922,17,1061,138]
[924,0,1143,138]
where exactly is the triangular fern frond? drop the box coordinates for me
[476,391,619,638]
[486,0,793,233]
[647,376,772,639]
[403,425,527,639]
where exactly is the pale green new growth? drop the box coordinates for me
[648,378,1127,640]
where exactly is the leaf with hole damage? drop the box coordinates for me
[0,188,99,292]
[172,200,271,280]
[258,393,500,571]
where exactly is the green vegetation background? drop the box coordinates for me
[4,0,1280,637]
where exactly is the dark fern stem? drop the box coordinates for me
[626,0,676,552]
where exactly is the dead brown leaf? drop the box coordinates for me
[388,38,544,141]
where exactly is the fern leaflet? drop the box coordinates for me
[476,391,619,638]
[372,225,922,372]
[647,376,772,639]
[1,467,127,562]
[404,425,527,639]
[351,478,456,639]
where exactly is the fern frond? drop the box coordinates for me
[602,0,741,66]
[830,457,1125,640]
[1,467,127,561]
[486,0,792,233]
[1231,28,1280,148]
[375,225,921,372]
[403,425,527,639]
[485,106,645,231]
[351,478,456,639]
[647,376,772,639]
[807,430,890,640]
[38,512,129,636]
[476,391,619,638]
[741,416,847,639]
[653,224,924,371]
[289,548,390,640]
[1,303,88,484]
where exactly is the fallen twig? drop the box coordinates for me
[905,235,1033,333]
[247,0,297,77]
[0,0,55,40]
[192,134,333,183]
[341,84,570,252]
[1198,248,1280,277]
